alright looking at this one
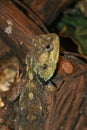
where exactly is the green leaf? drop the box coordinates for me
[57,11,87,56]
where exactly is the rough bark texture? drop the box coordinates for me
[0,39,10,59]
[51,54,87,130]
[21,0,76,25]
[0,0,44,64]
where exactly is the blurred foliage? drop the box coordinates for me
[76,0,87,17]
[57,0,87,56]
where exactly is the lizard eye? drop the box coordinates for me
[45,43,54,52]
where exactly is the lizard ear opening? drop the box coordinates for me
[45,44,50,49]
[42,64,48,70]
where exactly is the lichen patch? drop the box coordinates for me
[4,20,13,35]
[29,72,33,80]
[28,92,34,100]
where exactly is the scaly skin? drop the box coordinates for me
[16,33,60,130]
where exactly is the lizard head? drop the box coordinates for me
[33,33,60,81]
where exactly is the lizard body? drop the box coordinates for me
[16,33,60,130]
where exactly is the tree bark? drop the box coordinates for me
[0,0,44,64]
[21,0,76,25]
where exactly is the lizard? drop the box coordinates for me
[15,33,60,130]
